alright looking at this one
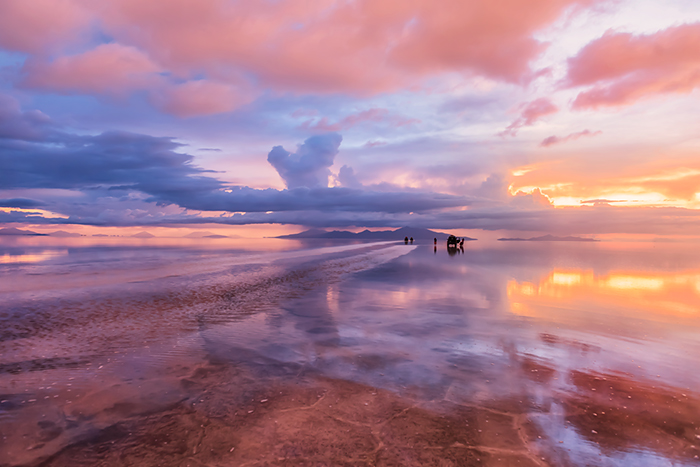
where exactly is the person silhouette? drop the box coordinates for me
[404,236,409,244]
[434,238,437,245]
[410,237,413,244]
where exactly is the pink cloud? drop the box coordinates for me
[499,98,559,137]
[22,43,161,95]
[566,23,700,109]
[387,1,587,83]
[149,80,255,118]
[0,0,89,54]
[300,108,419,132]
[2,0,604,114]
[92,0,597,94]
[540,129,601,147]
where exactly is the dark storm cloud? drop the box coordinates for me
[0,131,466,214]
[163,186,466,214]
[0,131,222,194]
[0,96,468,220]
[0,198,45,208]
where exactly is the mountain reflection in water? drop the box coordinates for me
[0,237,699,466]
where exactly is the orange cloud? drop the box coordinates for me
[22,43,161,95]
[511,162,700,208]
[566,22,700,109]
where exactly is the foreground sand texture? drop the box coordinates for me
[1,238,700,466]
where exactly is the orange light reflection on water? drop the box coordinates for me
[508,269,700,323]
[0,250,68,264]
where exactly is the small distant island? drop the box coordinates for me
[131,231,155,238]
[278,227,476,241]
[184,231,237,239]
[184,231,216,238]
[48,230,83,238]
[497,234,598,242]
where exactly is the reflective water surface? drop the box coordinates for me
[1,237,699,466]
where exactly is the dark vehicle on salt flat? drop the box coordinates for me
[446,235,459,247]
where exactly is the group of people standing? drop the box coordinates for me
[403,236,465,247]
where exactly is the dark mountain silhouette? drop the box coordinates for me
[498,234,598,242]
[278,227,476,241]
[0,227,47,236]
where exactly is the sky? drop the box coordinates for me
[2,0,700,237]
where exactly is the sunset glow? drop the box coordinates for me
[4,4,700,465]
[0,0,699,236]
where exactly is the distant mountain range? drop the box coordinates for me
[0,227,47,236]
[498,234,598,242]
[277,227,476,241]
[131,231,155,238]
[0,227,85,237]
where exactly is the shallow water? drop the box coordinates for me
[0,237,699,466]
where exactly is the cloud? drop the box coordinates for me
[0,99,468,221]
[0,97,229,212]
[336,165,362,189]
[0,0,89,54]
[149,80,255,118]
[21,43,161,96]
[0,198,45,208]
[0,94,54,141]
[580,199,628,206]
[20,45,252,117]
[499,98,558,137]
[540,129,601,147]
[299,108,419,132]
[510,188,553,207]
[2,0,602,105]
[267,133,342,189]
[566,22,700,109]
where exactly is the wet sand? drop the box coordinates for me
[1,238,699,466]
